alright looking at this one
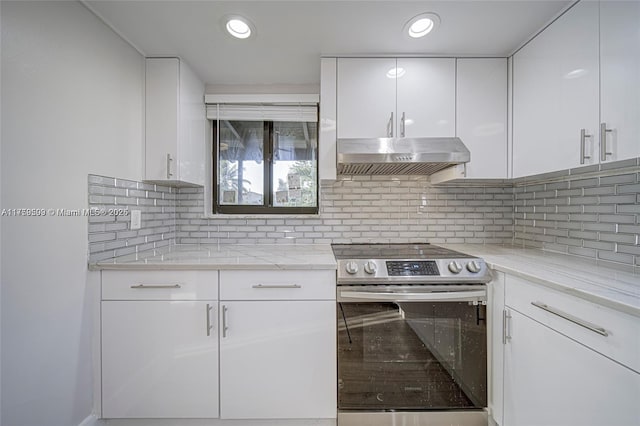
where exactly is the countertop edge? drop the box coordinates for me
[90,263,337,271]
[487,261,640,318]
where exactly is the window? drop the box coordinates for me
[212,115,318,214]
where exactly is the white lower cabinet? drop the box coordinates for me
[487,271,505,426]
[219,300,336,419]
[503,308,640,426]
[101,270,219,419]
[500,275,640,426]
[101,269,337,421]
[101,300,219,418]
[218,269,336,420]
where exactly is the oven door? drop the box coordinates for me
[337,285,487,414]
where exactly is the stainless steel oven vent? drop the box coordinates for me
[337,137,470,176]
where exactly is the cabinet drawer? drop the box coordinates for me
[220,270,336,301]
[102,270,218,300]
[506,275,639,372]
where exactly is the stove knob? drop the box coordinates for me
[364,261,377,275]
[345,261,359,275]
[448,261,463,274]
[467,260,482,273]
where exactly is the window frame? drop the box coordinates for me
[212,120,319,215]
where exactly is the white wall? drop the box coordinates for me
[1,2,144,425]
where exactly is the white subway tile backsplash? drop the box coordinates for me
[514,158,639,267]
[88,157,638,268]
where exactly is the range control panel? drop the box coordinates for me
[386,261,439,276]
[336,258,491,284]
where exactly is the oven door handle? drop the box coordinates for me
[339,289,486,302]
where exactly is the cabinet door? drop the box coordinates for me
[503,308,640,426]
[145,58,179,182]
[219,301,336,419]
[337,58,396,138]
[397,58,455,138]
[319,57,337,181]
[600,0,640,162]
[177,59,206,185]
[513,0,599,177]
[102,301,218,418]
[456,59,507,179]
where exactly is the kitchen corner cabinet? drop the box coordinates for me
[513,0,640,178]
[219,270,337,420]
[502,275,640,426]
[336,57,455,139]
[100,271,219,418]
[513,0,599,177]
[145,57,205,186]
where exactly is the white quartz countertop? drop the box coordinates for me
[91,242,639,317]
[91,244,337,271]
[442,244,640,318]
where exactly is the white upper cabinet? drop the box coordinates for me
[336,57,455,139]
[396,58,456,138]
[319,57,337,181]
[337,58,397,139]
[456,58,508,178]
[145,57,205,186]
[513,0,600,177]
[599,0,640,162]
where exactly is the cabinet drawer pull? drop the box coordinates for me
[531,301,608,337]
[130,284,182,289]
[579,129,592,165]
[206,304,213,337]
[166,153,173,178]
[252,284,301,289]
[387,112,394,137]
[222,305,229,338]
[503,309,512,344]
[400,112,406,138]
[599,122,613,161]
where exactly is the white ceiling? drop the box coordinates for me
[86,0,572,86]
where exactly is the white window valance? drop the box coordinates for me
[206,104,318,123]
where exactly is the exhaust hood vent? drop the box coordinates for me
[337,137,470,176]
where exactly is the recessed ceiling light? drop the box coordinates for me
[224,16,254,39]
[404,13,440,39]
[386,67,406,79]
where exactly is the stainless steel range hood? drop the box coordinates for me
[337,137,470,175]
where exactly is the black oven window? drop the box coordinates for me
[337,301,487,410]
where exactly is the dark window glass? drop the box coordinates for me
[213,120,318,214]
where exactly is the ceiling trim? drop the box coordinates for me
[507,0,580,57]
[80,0,147,57]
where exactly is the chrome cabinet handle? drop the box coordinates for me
[166,153,173,178]
[400,112,406,137]
[206,304,213,336]
[600,123,613,161]
[387,112,394,137]
[252,284,302,289]
[580,129,592,165]
[531,301,608,337]
[222,305,228,338]
[130,284,182,289]
[503,309,512,344]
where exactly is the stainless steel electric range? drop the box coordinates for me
[332,243,492,426]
